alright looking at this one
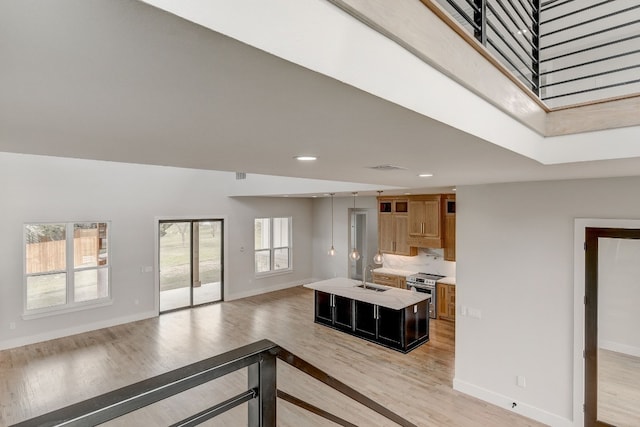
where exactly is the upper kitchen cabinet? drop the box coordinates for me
[378,197,417,256]
[407,195,443,248]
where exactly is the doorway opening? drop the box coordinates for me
[159,219,224,313]
[348,209,368,281]
[584,226,640,427]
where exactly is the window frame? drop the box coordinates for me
[254,216,293,277]
[23,221,112,319]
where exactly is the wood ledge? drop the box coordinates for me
[327,0,640,137]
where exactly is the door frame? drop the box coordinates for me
[348,208,368,281]
[154,215,228,314]
[573,218,640,426]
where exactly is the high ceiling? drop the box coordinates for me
[2,0,640,196]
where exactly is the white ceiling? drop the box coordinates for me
[2,0,640,196]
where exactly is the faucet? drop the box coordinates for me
[362,264,375,288]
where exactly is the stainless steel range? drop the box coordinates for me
[406,273,445,319]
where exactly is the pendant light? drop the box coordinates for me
[328,193,336,256]
[349,192,361,261]
[373,191,384,264]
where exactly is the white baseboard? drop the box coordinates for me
[226,278,315,301]
[0,310,157,351]
[599,340,640,357]
[453,378,572,427]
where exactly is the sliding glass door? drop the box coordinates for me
[159,219,223,313]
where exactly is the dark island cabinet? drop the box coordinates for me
[333,295,353,330]
[315,290,429,353]
[377,306,403,347]
[314,291,353,332]
[354,301,377,339]
[315,291,333,326]
[404,300,429,349]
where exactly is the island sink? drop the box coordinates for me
[356,284,388,292]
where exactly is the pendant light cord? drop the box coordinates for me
[330,193,334,245]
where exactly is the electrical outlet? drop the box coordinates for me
[468,308,482,319]
[517,375,526,388]
[9,322,16,330]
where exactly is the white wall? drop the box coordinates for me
[455,176,640,426]
[311,195,378,281]
[0,152,314,349]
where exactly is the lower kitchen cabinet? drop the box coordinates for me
[377,306,403,347]
[314,291,353,331]
[437,284,456,321]
[333,294,353,330]
[317,291,429,353]
[405,300,429,348]
[353,301,377,339]
[315,291,333,325]
[372,272,407,289]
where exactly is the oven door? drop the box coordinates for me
[408,283,437,319]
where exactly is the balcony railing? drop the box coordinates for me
[10,339,417,427]
[432,0,640,108]
[539,0,640,107]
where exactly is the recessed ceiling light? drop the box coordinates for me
[294,155,317,161]
[452,187,457,191]
[418,173,433,178]
[404,192,412,195]
[312,195,318,198]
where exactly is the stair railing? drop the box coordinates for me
[11,339,416,427]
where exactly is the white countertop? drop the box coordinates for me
[438,277,456,285]
[304,277,429,310]
[373,268,456,286]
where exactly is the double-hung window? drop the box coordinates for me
[254,217,292,274]
[24,222,110,316]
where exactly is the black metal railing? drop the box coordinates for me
[11,339,416,427]
[434,0,540,94]
[539,0,640,107]
[431,0,640,107]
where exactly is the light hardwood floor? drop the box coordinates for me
[598,348,640,427]
[0,286,545,426]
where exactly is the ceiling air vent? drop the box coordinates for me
[235,172,247,180]
[368,164,407,171]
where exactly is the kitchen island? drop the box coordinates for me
[304,278,430,353]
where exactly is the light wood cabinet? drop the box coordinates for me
[377,194,455,257]
[437,283,456,321]
[444,195,456,261]
[378,197,417,256]
[372,272,407,289]
[407,195,443,248]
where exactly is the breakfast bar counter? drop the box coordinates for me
[304,278,430,352]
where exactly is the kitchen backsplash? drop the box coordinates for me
[383,249,456,277]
